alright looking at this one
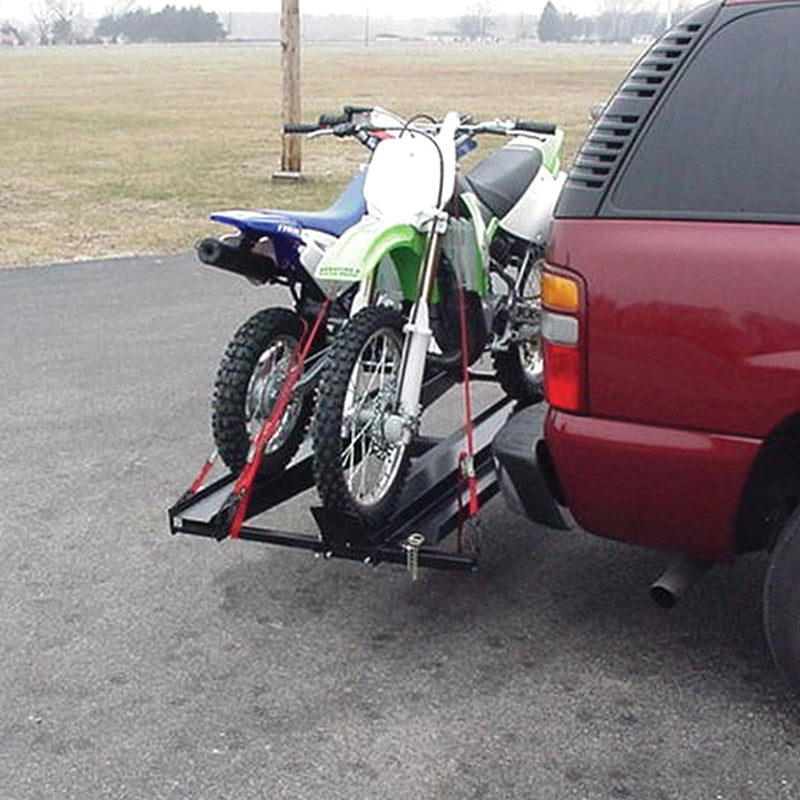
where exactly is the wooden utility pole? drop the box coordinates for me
[275,0,302,180]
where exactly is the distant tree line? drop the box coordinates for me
[25,1,225,44]
[7,2,692,46]
[95,5,225,43]
[538,0,668,43]
[451,0,685,44]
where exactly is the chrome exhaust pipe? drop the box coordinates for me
[650,557,712,608]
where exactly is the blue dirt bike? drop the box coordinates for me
[196,106,405,477]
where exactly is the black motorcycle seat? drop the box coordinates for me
[463,147,542,219]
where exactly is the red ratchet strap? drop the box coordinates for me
[455,246,480,527]
[186,449,219,496]
[228,297,331,539]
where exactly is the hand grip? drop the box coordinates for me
[318,113,349,126]
[283,123,319,134]
[514,120,557,135]
[343,105,374,115]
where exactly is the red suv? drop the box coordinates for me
[494,0,800,693]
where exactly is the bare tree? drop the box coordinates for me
[597,0,648,16]
[597,0,653,40]
[457,2,497,41]
[101,0,138,18]
[30,1,53,43]
[514,12,537,40]
[29,0,81,42]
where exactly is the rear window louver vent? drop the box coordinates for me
[557,1,720,216]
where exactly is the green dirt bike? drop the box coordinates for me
[310,111,566,528]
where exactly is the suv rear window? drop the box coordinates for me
[605,5,800,222]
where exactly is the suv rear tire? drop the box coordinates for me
[763,506,800,695]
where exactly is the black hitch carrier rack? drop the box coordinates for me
[168,395,515,573]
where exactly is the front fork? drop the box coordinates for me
[383,216,447,445]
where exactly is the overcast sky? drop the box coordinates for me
[1,0,609,24]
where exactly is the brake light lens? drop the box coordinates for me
[543,341,581,411]
[541,268,584,412]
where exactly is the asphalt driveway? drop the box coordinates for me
[1,254,798,799]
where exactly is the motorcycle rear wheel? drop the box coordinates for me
[492,260,544,404]
[212,307,316,475]
[429,255,487,372]
[312,305,410,530]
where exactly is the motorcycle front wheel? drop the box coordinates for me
[212,307,316,475]
[312,305,410,530]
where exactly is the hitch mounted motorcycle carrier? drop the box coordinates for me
[168,395,514,573]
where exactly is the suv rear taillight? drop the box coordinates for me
[541,267,586,412]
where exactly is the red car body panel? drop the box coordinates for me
[544,219,800,561]
[548,220,800,438]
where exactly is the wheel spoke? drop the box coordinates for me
[344,343,378,423]
[247,336,306,453]
[342,341,387,498]
[342,412,372,463]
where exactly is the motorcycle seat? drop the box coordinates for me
[463,147,542,220]
[213,169,367,239]
[278,169,367,236]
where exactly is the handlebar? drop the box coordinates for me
[284,111,560,146]
[283,105,377,137]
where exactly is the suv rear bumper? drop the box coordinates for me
[492,404,569,531]
[544,410,760,562]
[493,404,761,562]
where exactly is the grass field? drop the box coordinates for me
[0,41,642,267]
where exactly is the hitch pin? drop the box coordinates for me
[404,533,425,583]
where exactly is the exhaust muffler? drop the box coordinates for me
[196,237,288,285]
[650,557,712,608]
